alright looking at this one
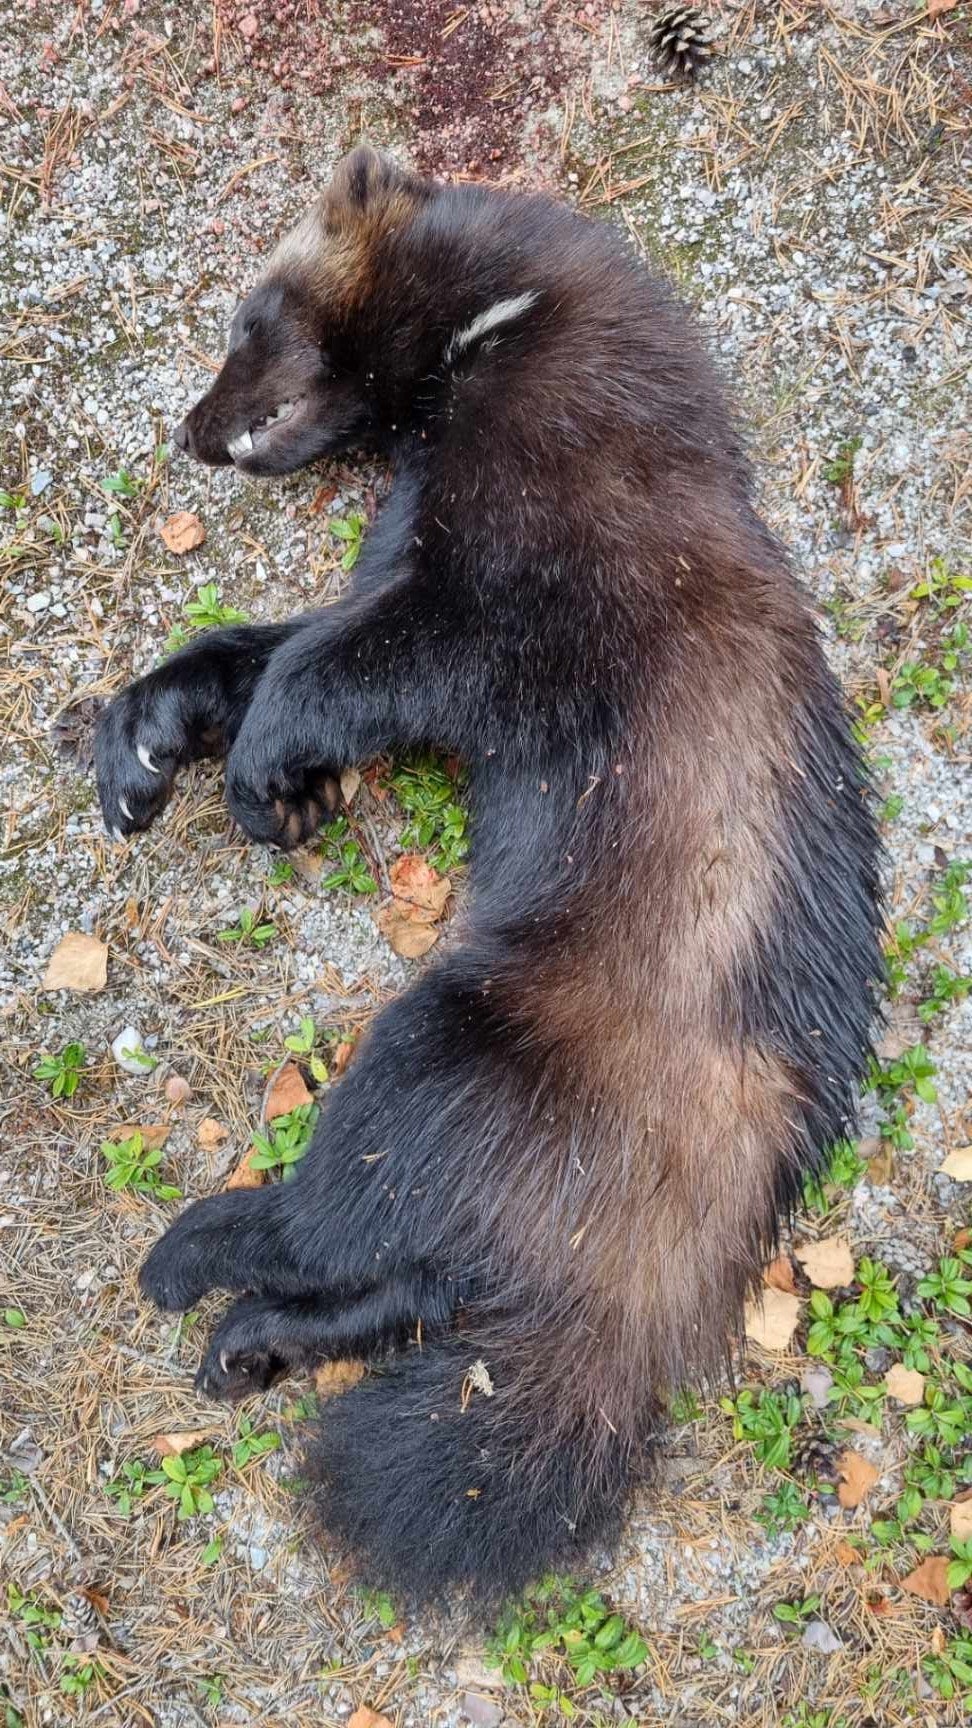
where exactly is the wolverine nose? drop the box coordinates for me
[174,417,191,453]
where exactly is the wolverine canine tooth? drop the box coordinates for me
[227,430,254,458]
[137,743,160,774]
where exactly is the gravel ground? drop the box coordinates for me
[1,3,970,1726]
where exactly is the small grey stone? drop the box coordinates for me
[460,1694,504,1728]
[802,1619,843,1655]
[111,1026,152,1076]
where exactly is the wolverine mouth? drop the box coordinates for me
[227,396,306,462]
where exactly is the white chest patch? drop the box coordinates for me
[444,290,539,364]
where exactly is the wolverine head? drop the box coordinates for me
[175,146,546,477]
[174,147,437,475]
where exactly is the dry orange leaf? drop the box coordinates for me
[940,1146,972,1182]
[164,1074,192,1106]
[348,1708,393,1728]
[954,1227,972,1253]
[835,1541,860,1567]
[837,1449,880,1509]
[950,1499,972,1543]
[153,1429,213,1457]
[79,1584,110,1617]
[377,899,441,959]
[794,1235,854,1290]
[43,931,108,993]
[837,1416,883,1439]
[763,1254,797,1294]
[744,1287,801,1352]
[315,1359,366,1399]
[340,767,362,805]
[864,1142,895,1185]
[197,1117,229,1151]
[264,1062,312,1121]
[225,1145,265,1190]
[900,1556,950,1606]
[331,1038,357,1078]
[866,1592,892,1617]
[389,854,451,915]
[884,1363,925,1406]
[119,1122,169,1150]
[929,0,958,17]
[159,510,205,554]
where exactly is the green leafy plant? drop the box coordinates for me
[670,1387,703,1425]
[196,1675,226,1708]
[149,1444,222,1520]
[320,818,377,894]
[772,1593,821,1631]
[217,905,277,947]
[919,963,971,1023]
[33,1041,86,1098]
[720,1387,804,1470]
[890,659,956,711]
[267,855,294,886]
[105,1459,155,1515]
[856,1256,899,1323]
[360,1588,398,1630]
[283,1017,329,1082]
[164,583,249,652]
[911,556,972,612]
[61,1655,103,1698]
[1,1470,29,1504]
[923,1631,972,1704]
[755,1480,810,1537]
[185,583,249,630]
[782,1708,844,1728]
[102,467,141,499]
[487,1577,648,1691]
[249,1102,319,1181]
[329,511,367,572]
[4,1308,26,1329]
[822,436,861,486]
[390,753,469,872]
[7,1583,61,1653]
[101,1131,181,1201]
[802,1137,865,1214]
[906,1383,969,1448]
[927,858,970,937]
[867,1043,936,1106]
[917,1253,972,1319]
[948,1535,972,1593]
[232,1415,281,1469]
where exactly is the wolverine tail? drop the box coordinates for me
[305,1317,643,1604]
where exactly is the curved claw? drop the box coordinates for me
[118,796,133,821]
[137,742,161,774]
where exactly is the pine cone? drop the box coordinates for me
[649,5,715,81]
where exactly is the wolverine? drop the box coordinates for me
[94,146,881,1602]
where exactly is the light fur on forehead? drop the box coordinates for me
[269,201,328,275]
[263,148,427,307]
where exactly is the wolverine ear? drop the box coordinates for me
[323,145,428,231]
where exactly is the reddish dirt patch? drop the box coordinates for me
[214,0,610,179]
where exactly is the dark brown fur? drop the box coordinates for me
[94,148,882,1602]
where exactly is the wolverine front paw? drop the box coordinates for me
[225,736,339,850]
[95,674,222,841]
[196,1329,283,1403]
[140,1225,218,1313]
